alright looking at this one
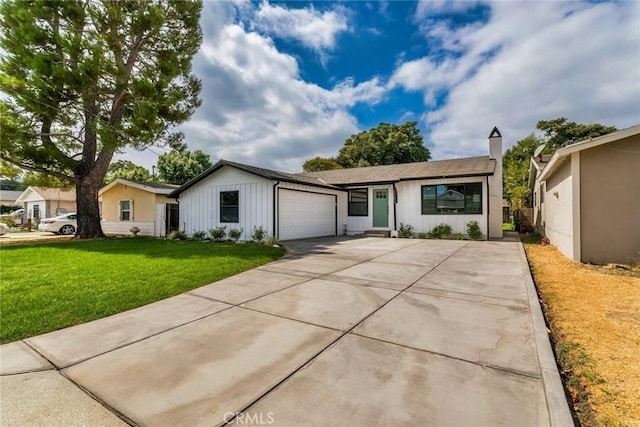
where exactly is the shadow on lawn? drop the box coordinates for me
[0,237,285,260]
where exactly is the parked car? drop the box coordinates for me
[0,222,8,236]
[38,213,77,235]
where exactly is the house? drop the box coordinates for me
[168,128,504,241]
[529,124,640,264]
[0,190,23,207]
[15,186,76,220]
[168,129,504,241]
[98,179,179,237]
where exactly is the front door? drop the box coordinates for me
[373,189,388,228]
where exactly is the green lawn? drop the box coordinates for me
[0,238,285,343]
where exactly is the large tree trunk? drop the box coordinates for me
[75,174,105,239]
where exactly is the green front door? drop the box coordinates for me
[373,189,388,227]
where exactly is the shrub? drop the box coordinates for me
[398,223,414,238]
[466,221,483,240]
[228,227,243,241]
[428,223,452,239]
[167,230,187,240]
[455,232,465,240]
[209,226,226,241]
[192,230,206,241]
[251,225,267,243]
[417,232,429,239]
[2,215,15,227]
[265,236,279,246]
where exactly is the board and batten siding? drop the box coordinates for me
[395,177,488,237]
[178,166,274,240]
[344,185,395,234]
[277,182,347,236]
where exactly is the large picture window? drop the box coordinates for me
[421,183,482,214]
[348,189,368,216]
[220,191,239,223]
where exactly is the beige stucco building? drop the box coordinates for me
[98,179,179,237]
[530,124,640,264]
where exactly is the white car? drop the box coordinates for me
[38,213,77,235]
[0,223,8,236]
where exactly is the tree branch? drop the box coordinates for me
[0,155,74,182]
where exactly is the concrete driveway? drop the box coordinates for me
[1,237,571,426]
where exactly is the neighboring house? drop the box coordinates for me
[0,190,23,207]
[15,186,76,219]
[168,128,504,241]
[98,179,179,237]
[529,124,640,264]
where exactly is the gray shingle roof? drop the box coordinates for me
[299,156,496,185]
[168,160,342,198]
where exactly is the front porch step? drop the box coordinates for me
[364,230,391,238]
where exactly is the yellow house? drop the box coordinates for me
[98,179,179,237]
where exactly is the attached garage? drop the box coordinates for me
[278,189,336,240]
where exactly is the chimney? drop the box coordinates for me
[488,126,503,239]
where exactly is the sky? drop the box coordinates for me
[125,0,640,173]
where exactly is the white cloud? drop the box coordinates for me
[252,1,349,54]
[397,1,640,159]
[171,2,385,172]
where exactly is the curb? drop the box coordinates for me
[519,243,575,427]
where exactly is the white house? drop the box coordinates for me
[15,186,76,220]
[529,124,640,264]
[168,128,504,241]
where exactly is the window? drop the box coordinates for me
[120,200,132,221]
[421,183,482,214]
[33,205,40,219]
[348,189,368,216]
[220,191,239,223]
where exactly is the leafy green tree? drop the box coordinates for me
[0,0,202,238]
[302,157,342,172]
[336,122,431,168]
[537,117,616,151]
[23,172,74,190]
[104,160,151,185]
[0,161,22,180]
[157,149,211,185]
[502,134,541,210]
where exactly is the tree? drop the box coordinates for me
[23,172,74,190]
[302,157,342,172]
[502,133,541,210]
[0,0,202,238]
[103,160,151,185]
[334,122,431,168]
[157,148,211,185]
[537,117,616,151]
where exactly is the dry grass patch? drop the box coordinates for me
[524,244,640,426]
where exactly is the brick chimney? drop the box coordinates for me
[488,127,503,238]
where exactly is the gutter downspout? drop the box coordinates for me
[272,181,280,239]
[486,175,490,240]
[392,183,398,231]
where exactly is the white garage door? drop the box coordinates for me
[278,189,336,240]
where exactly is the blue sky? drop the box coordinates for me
[126,0,640,172]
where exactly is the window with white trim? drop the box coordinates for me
[421,183,482,214]
[348,189,368,216]
[120,200,133,221]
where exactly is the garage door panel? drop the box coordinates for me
[279,190,335,240]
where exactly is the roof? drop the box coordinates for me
[16,186,76,203]
[299,156,496,185]
[538,124,640,182]
[0,190,24,203]
[99,179,179,196]
[168,160,343,198]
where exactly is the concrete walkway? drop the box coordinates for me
[0,237,572,426]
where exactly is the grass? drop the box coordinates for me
[0,238,285,343]
[524,243,640,426]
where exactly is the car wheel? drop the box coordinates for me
[60,225,75,235]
